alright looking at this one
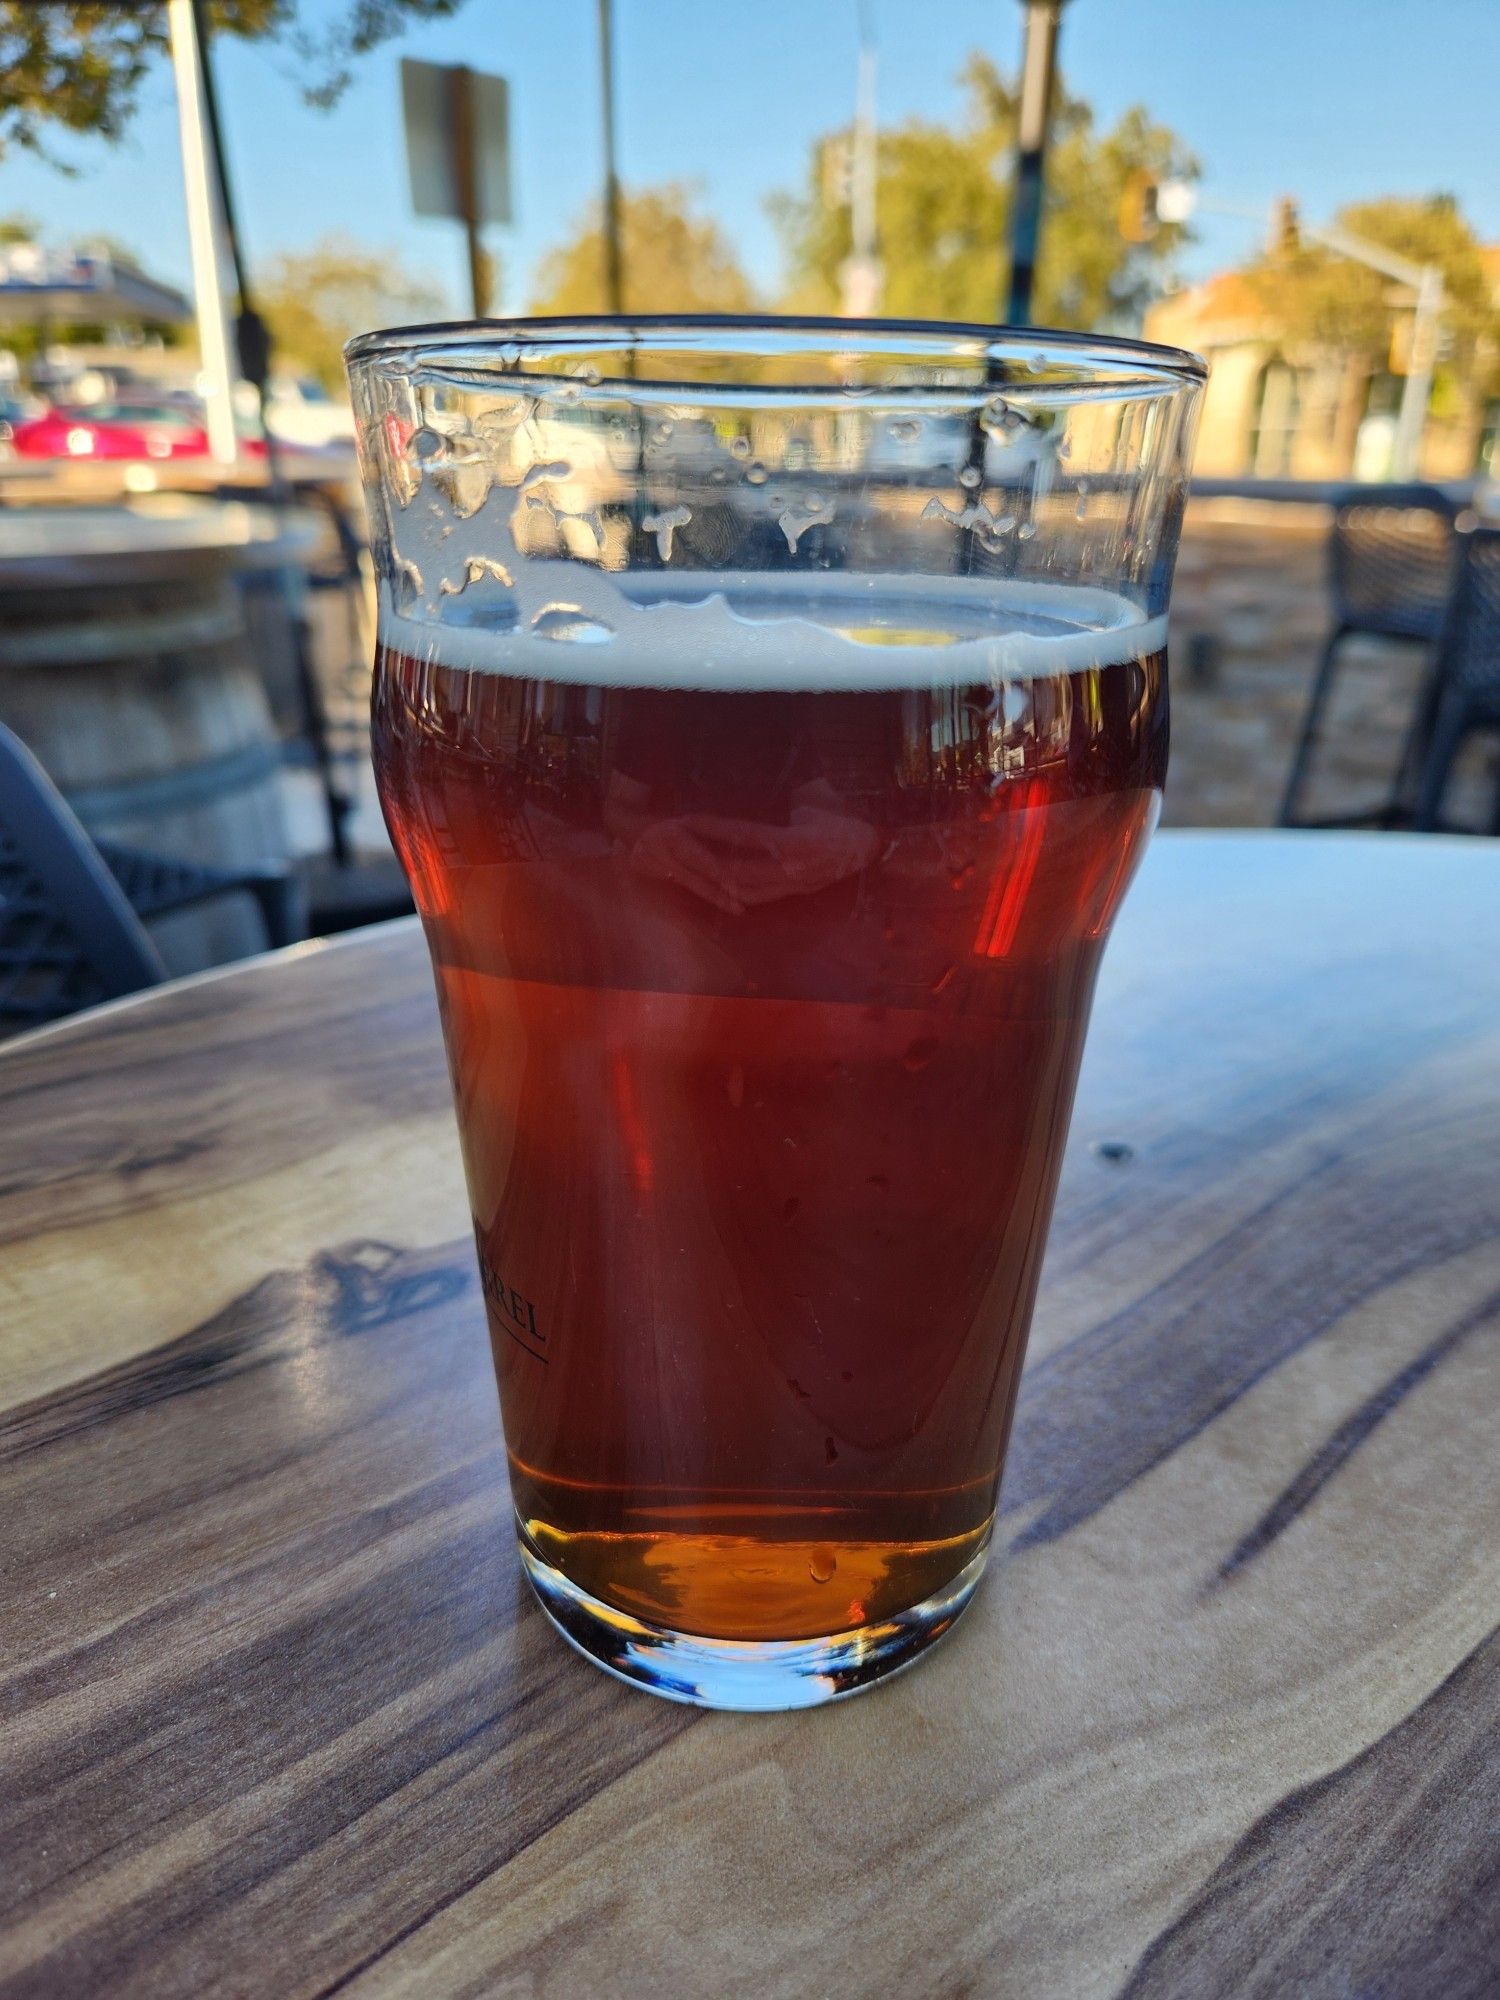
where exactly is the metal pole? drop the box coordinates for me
[1004,0,1066,327]
[189,4,276,459]
[841,0,880,317]
[597,0,625,314]
[1392,264,1443,481]
[189,0,353,863]
[167,0,238,463]
[448,65,491,317]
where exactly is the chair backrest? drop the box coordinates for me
[1433,522,1500,700]
[0,722,167,1037]
[1328,483,1459,641]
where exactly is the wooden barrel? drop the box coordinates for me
[0,508,295,976]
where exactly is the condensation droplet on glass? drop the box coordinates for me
[530,605,614,644]
[476,398,532,445]
[520,461,571,489]
[958,465,982,490]
[745,460,769,485]
[730,435,751,459]
[643,505,692,562]
[437,465,494,519]
[654,419,674,442]
[809,1547,837,1584]
[410,426,443,461]
[1031,350,1048,371]
[888,417,921,442]
[996,515,1016,535]
[778,499,836,553]
[438,555,514,597]
[1017,520,1038,541]
[572,361,601,386]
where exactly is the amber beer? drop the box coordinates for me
[372,581,1166,1652]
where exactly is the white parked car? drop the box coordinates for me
[258,376,356,450]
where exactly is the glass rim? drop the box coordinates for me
[344,312,1207,391]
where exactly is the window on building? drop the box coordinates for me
[1248,359,1302,477]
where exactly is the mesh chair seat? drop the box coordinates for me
[1280,484,1460,827]
[0,821,126,1030]
[93,841,301,946]
[1330,487,1459,642]
[0,721,303,1040]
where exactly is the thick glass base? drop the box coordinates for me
[516,1520,989,1711]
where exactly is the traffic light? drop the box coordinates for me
[1120,169,1159,244]
[1270,197,1300,257]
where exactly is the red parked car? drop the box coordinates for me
[10,399,266,461]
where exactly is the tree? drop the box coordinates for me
[772,54,1195,328]
[529,184,755,316]
[0,1,466,158]
[257,235,446,390]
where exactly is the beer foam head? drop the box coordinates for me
[380,568,1165,691]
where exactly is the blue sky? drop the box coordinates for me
[5,0,1498,314]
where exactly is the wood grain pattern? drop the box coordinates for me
[2,833,1497,1999]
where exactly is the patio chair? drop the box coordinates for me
[1278,483,1459,826]
[0,721,301,1039]
[1412,522,1500,833]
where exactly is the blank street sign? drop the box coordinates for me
[402,59,511,226]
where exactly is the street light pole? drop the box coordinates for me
[1156,185,1445,480]
[1391,262,1444,482]
[597,0,625,315]
[166,0,238,463]
[841,0,881,317]
[1004,0,1067,326]
[1288,220,1443,481]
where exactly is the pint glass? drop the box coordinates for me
[347,320,1203,1708]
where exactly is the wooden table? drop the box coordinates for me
[3,832,1496,1999]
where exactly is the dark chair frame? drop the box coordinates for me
[1413,521,1500,834]
[0,721,303,1038]
[1279,483,1459,828]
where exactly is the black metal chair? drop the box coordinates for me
[217,479,370,862]
[1279,483,1459,826]
[0,722,302,1039]
[1413,523,1500,833]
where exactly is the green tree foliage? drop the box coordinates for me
[0,2,465,157]
[772,55,1195,327]
[1247,194,1499,395]
[257,235,445,390]
[529,184,756,316]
